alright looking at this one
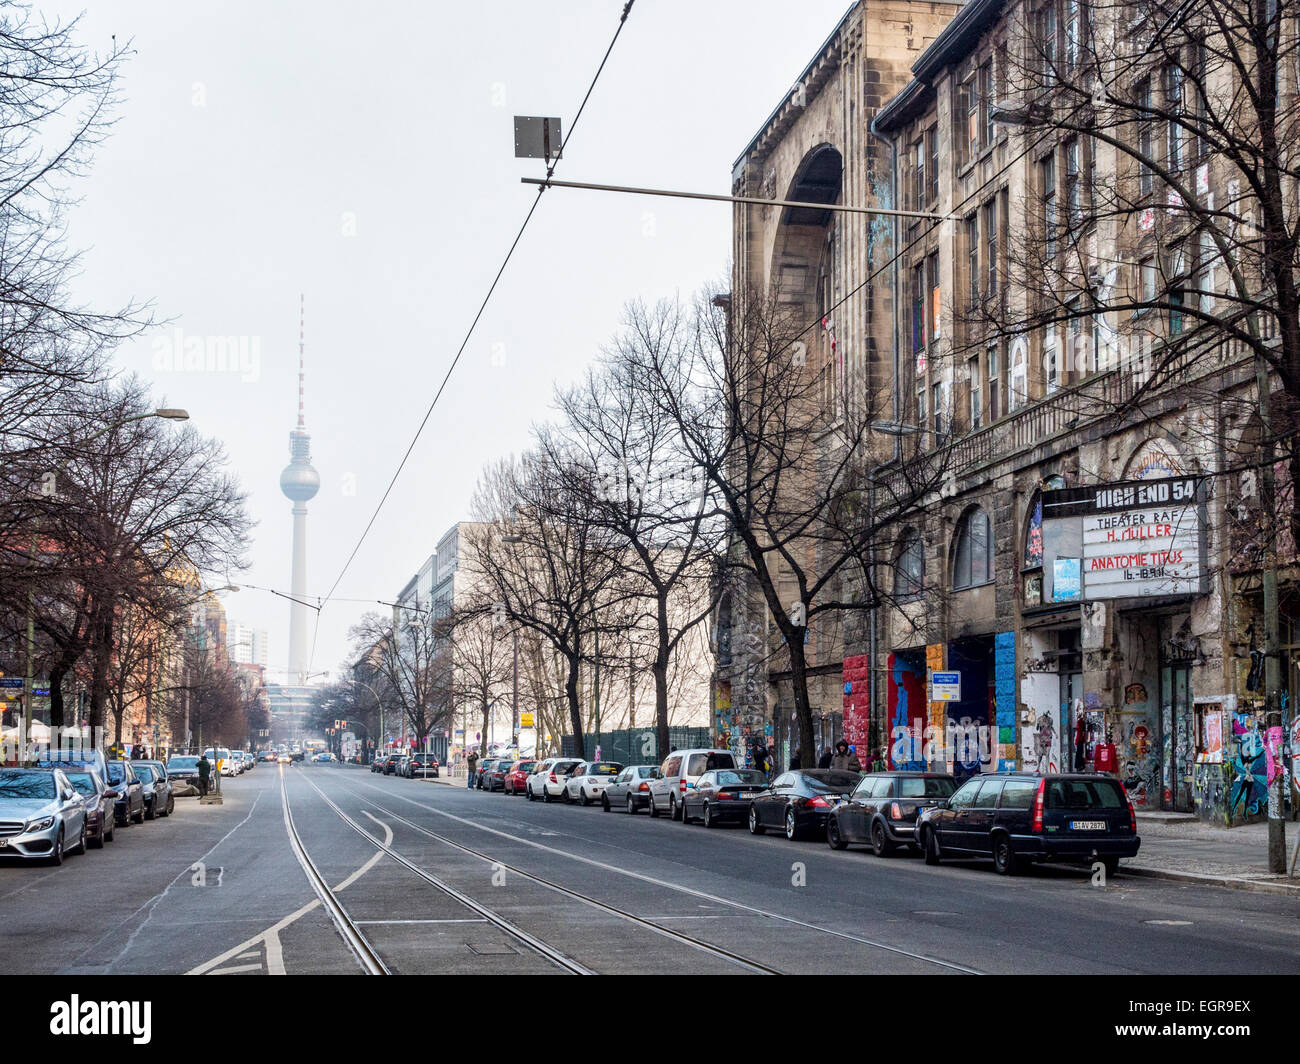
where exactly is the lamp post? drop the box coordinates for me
[22,408,190,763]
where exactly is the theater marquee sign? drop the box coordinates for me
[1042,476,1208,601]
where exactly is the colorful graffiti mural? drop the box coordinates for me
[886,653,927,770]
[842,653,872,759]
[1229,711,1269,818]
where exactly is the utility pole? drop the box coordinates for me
[511,628,519,745]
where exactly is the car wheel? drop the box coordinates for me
[748,805,764,835]
[826,815,847,850]
[648,794,659,818]
[133,803,144,824]
[104,817,114,843]
[703,803,715,829]
[923,828,941,866]
[992,835,1020,876]
[543,788,552,803]
[145,799,156,821]
[1102,856,1120,879]
[627,795,638,815]
[601,794,610,812]
[72,821,87,856]
[680,799,692,825]
[669,795,680,821]
[48,827,64,866]
[167,796,175,816]
[90,819,105,849]
[784,808,800,841]
[871,819,895,858]
[578,788,589,807]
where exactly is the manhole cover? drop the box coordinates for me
[1143,919,1194,926]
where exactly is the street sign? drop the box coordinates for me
[0,678,24,689]
[520,712,535,728]
[931,671,961,702]
[514,116,563,160]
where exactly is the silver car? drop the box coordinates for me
[132,763,175,819]
[0,768,88,865]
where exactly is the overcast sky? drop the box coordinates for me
[49,0,852,682]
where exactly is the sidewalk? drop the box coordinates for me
[1125,815,1300,896]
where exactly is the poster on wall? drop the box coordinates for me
[1200,706,1223,764]
[1052,558,1081,601]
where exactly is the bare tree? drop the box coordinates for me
[349,610,452,750]
[439,605,513,756]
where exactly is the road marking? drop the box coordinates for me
[353,919,490,925]
[187,791,393,976]
[208,963,263,975]
[351,778,984,976]
[237,951,260,959]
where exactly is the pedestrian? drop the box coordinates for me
[197,753,211,798]
[466,748,479,789]
[705,752,718,772]
[818,746,834,769]
[790,748,801,770]
[830,739,860,771]
[752,741,769,777]
[1074,714,1087,773]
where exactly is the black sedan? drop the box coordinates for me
[681,769,768,827]
[747,770,863,841]
[103,760,146,826]
[826,772,957,855]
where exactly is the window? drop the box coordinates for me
[979,60,994,147]
[894,531,925,600]
[984,197,999,296]
[900,776,957,798]
[947,777,982,809]
[974,778,1005,807]
[1065,0,1081,68]
[966,213,980,306]
[916,378,927,432]
[955,80,973,167]
[999,779,1040,809]
[1165,64,1184,174]
[1039,3,1058,83]
[932,381,945,436]
[912,137,926,210]
[1024,493,1045,568]
[969,354,982,429]
[1066,295,1084,378]
[926,125,939,204]
[1010,340,1028,410]
[927,251,941,341]
[966,74,979,157]
[987,341,1001,420]
[953,507,994,589]
[1041,153,1057,260]
[912,263,926,352]
[1138,78,1154,198]
[1194,229,1216,310]
[1169,246,1188,335]
[1044,326,1060,393]
[1140,256,1157,306]
[1065,137,1081,229]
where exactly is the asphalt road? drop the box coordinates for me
[3,762,1297,975]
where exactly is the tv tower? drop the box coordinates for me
[279,295,320,685]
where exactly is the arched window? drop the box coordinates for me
[953,507,994,590]
[1009,338,1028,411]
[894,530,925,601]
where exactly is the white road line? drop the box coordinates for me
[208,963,263,975]
[353,919,490,925]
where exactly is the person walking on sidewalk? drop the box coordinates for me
[466,749,479,789]
[830,740,861,772]
[197,753,211,798]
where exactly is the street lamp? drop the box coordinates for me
[21,407,191,762]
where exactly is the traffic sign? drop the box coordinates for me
[931,671,961,702]
[0,678,24,689]
[520,712,535,728]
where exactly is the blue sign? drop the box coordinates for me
[0,678,23,689]
[931,672,961,702]
[1053,558,1082,602]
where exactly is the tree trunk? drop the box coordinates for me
[87,607,115,733]
[654,597,671,759]
[787,630,815,771]
[480,696,490,756]
[565,654,585,759]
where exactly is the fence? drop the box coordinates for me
[561,726,712,766]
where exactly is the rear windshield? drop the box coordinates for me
[686,752,735,775]
[1046,779,1126,809]
[555,760,581,772]
[587,763,622,776]
[635,766,660,778]
[168,758,198,770]
[801,770,863,792]
[898,776,957,799]
[514,762,536,772]
[715,770,767,786]
[0,771,55,799]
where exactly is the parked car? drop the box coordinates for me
[59,766,115,848]
[647,748,737,821]
[916,773,1140,876]
[382,753,403,776]
[370,756,385,773]
[681,768,769,827]
[563,762,624,805]
[103,760,146,825]
[526,758,584,802]
[747,769,863,840]
[826,772,957,855]
[257,750,277,762]
[404,754,440,778]
[165,755,204,796]
[0,767,88,864]
[601,765,662,812]
[132,763,175,819]
[312,752,333,763]
[479,759,512,792]
[503,760,535,793]
[203,748,237,777]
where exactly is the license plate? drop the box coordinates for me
[1071,820,1106,831]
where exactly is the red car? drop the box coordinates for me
[503,760,538,795]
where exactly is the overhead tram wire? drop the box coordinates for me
[305,0,638,677]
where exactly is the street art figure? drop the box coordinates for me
[1033,711,1056,774]
[1229,714,1269,817]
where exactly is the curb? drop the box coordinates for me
[1121,864,1300,898]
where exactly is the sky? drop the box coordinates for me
[48,0,854,683]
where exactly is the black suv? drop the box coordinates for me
[916,773,1139,876]
[404,754,439,779]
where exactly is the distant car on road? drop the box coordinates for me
[312,752,333,763]
[0,767,88,864]
[916,773,1140,877]
[602,765,661,813]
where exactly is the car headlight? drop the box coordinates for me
[26,816,55,832]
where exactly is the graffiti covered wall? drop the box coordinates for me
[842,653,872,759]
[886,653,927,770]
